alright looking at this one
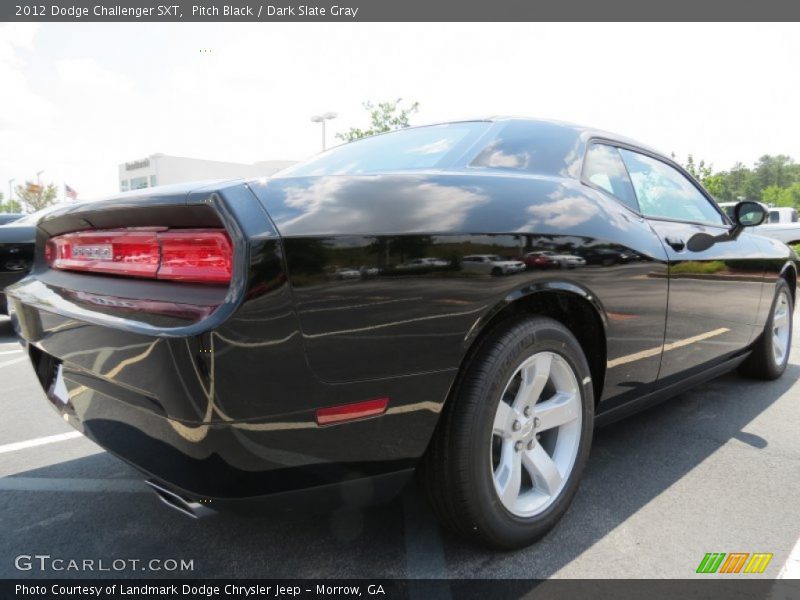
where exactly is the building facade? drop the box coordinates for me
[118,154,296,192]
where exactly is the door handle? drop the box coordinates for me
[665,236,686,252]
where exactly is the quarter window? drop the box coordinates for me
[469,120,582,175]
[582,144,639,212]
[619,149,724,225]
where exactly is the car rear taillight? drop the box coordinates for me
[157,230,232,284]
[47,228,233,285]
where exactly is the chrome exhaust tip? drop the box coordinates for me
[145,480,215,519]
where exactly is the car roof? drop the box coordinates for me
[413,116,666,158]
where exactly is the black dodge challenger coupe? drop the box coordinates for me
[7,119,797,549]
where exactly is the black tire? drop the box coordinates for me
[490,267,502,277]
[418,316,594,549]
[739,279,793,380]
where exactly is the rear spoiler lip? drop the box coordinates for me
[38,179,243,237]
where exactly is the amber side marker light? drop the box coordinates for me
[315,397,390,426]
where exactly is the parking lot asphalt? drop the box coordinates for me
[0,313,798,580]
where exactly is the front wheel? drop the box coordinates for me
[419,316,594,549]
[739,279,793,380]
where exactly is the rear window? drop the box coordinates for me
[279,122,491,177]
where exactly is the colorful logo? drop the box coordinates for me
[696,552,773,574]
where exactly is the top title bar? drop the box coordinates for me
[4,0,800,22]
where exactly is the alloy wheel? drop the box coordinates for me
[772,290,791,365]
[490,351,582,518]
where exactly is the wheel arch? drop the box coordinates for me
[780,261,797,303]
[459,281,607,405]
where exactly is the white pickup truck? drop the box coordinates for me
[719,203,800,246]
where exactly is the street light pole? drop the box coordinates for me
[310,112,338,151]
[8,178,14,202]
[36,170,44,185]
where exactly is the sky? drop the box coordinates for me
[0,22,798,202]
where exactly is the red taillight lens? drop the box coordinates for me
[47,230,160,278]
[47,228,233,285]
[158,230,233,284]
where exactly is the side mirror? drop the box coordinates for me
[733,201,767,228]
[686,201,767,252]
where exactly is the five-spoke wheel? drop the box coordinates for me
[491,351,581,517]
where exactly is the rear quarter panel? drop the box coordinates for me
[249,172,670,405]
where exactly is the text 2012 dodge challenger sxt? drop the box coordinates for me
[7,119,797,549]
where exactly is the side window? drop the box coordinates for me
[769,211,780,223]
[582,144,639,212]
[619,149,725,225]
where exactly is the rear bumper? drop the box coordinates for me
[34,339,414,511]
[11,297,446,507]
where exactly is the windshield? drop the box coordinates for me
[279,122,491,177]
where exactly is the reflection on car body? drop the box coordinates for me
[461,254,526,276]
[396,257,450,270]
[525,251,585,269]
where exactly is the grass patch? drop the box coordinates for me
[671,260,727,275]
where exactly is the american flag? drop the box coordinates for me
[65,184,78,201]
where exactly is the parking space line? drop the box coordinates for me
[0,432,82,455]
[0,356,27,369]
[0,477,147,493]
[778,535,800,578]
[0,349,22,355]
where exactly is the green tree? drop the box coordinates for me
[762,183,800,207]
[15,182,58,212]
[673,153,800,208]
[702,173,730,200]
[683,154,713,182]
[336,98,420,142]
[754,154,795,190]
[0,192,23,214]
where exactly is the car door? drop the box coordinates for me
[618,148,764,384]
